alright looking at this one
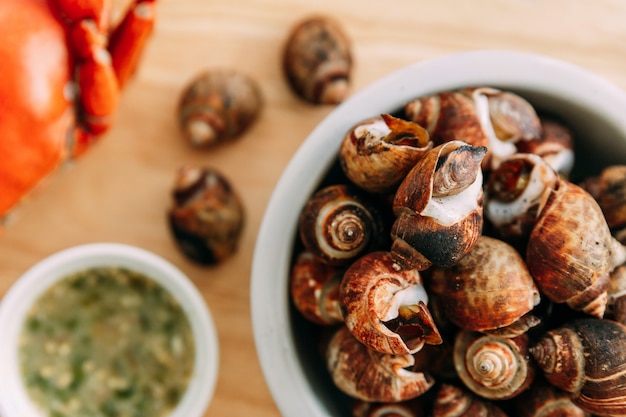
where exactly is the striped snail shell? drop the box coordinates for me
[432,383,509,417]
[530,318,626,416]
[453,330,536,400]
[326,325,435,403]
[298,184,386,266]
[515,379,590,417]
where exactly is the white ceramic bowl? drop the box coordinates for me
[0,243,219,417]
[251,50,626,416]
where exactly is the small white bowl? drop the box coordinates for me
[251,50,626,416]
[0,243,219,417]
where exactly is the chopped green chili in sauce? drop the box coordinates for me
[19,267,196,417]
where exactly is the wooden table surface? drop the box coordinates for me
[2,1,626,415]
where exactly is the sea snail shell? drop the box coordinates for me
[515,379,590,417]
[289,250,344,325]
[530,318,626,416]
[352,398,425,417]
[391,140,487,270]
[526,177,621,317]
[429,235,541,332]
[177,70,262,147]
[340,251,442,355]
[283,15,352,104]
[432,383,509,417]
[339,114,433,194]
[453,330,536,400]
[298,184,386,266]
[327,325,435,402]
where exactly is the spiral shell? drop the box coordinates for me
[289,250,344,325]
[432,383,509,417]
[453,330,536,400]
[430,235,540,332]
[177,70,262,147]
[484,153,559,240]
[515,115,575,178]
[526,178,619,317]
[391,140,486,270]
[327,325,435,402]
[339,114,433,194]
[404,87,540,170]
[283,15,352,104]
[168,165,245,265]
[352,398,425,417]
[530,318,626,416]
[298,184,386,266]
[340,251,442,355]
[515,380,590,417]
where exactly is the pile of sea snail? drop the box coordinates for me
[289,86,626,417]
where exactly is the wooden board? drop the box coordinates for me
[2,1,626,415]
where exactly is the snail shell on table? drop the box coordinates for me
[526,177,622,317]
[339,114,433,194]
[283,15,352,104]
[391,140,487,270]
[453,330,536,400]
[298,184,386,266]
[340,251,442,355]
[289,250,344,325]
[432,383,509,417]
[530,318,626,416]
[177,70,263,147]
[429,235,541,332]
[327,325,435,402]
[404,87,541,171]
[484,153,559,240]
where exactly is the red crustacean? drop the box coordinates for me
[0,0,157,225]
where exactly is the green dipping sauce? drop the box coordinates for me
[19,266,196,417]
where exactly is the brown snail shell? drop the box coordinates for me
[515,379,590,417]
[283,15,352,104]
[177,69,262,147]
[432,383,509,417]
[339,114,433,194]
[168,165,245,265]
[579,165,626,244]
[289,250,344,325]
[391,140,487,270]
[340,251,442,355]
[526,178,620,317]
[515,115,575,178]
[429,235,541,332]
[530,318,626,416]
[326,325,435,402]
[484,153,559,240]
[298,184,386,266]
[352,398,425,417]
[404,87,541,171]
[607,263,626,324]
[453,330,536,400]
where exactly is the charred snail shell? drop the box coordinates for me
[391,140,487,270]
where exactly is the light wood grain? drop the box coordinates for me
[2,1,626,415]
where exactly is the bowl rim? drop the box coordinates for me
[250,49,626,417]
[0,242,219,417]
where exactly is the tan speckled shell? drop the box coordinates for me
[289,250,344,325]
[454,330,535,400]
[340,251,440,355]
[530,318,626,416]
[430,235,540,332]
[526,180,615,317]
[339,115,432,194]
[432,383,509,417]
[326,326,435,402]
[391,140,485,270]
